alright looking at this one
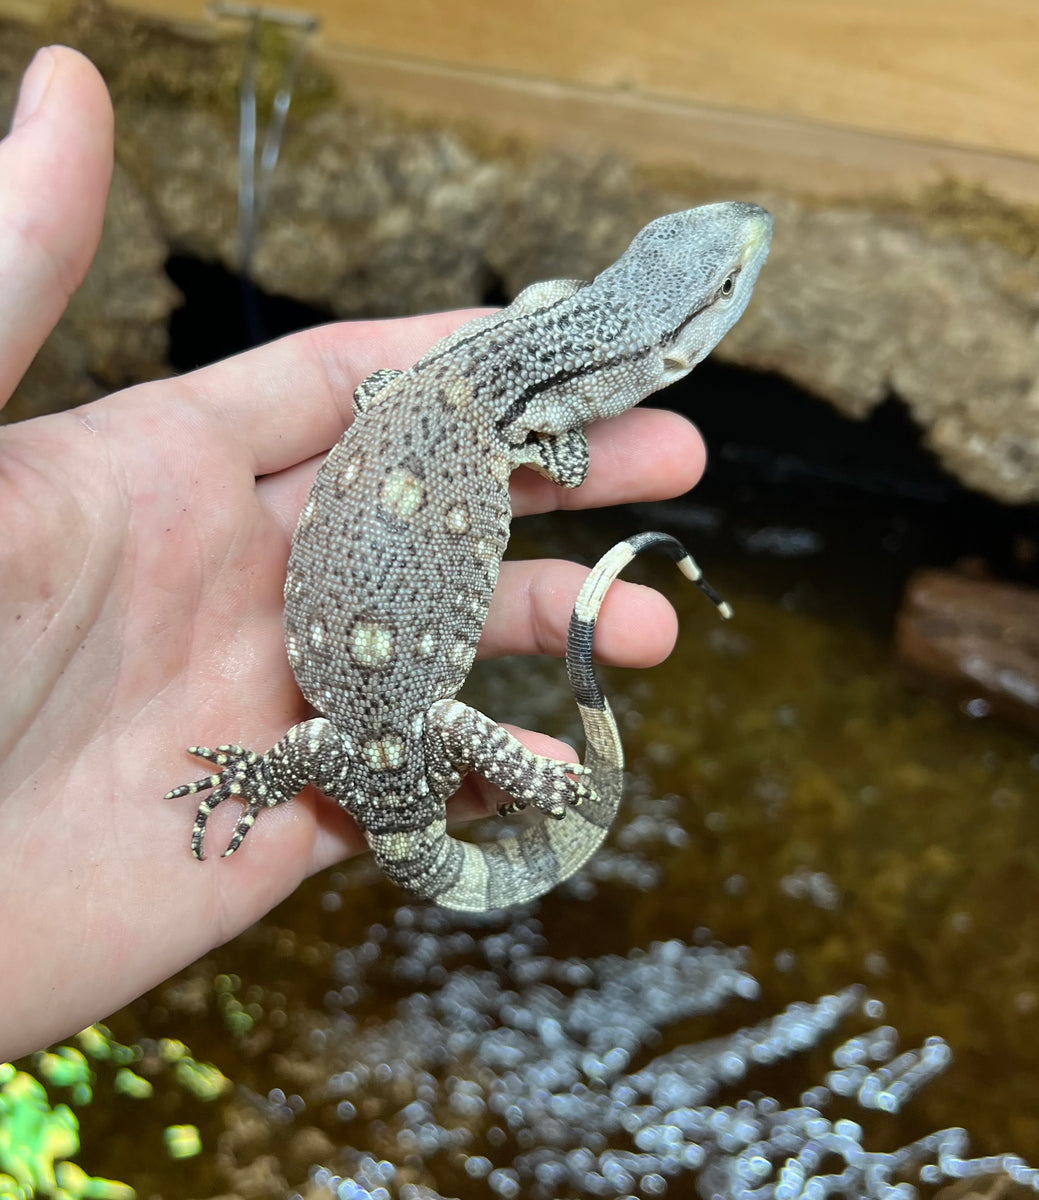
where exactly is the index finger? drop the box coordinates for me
[111,313,704,511]
[103,313,482,477]
[510,407,705,517]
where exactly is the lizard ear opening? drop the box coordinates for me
[662,353,692,381]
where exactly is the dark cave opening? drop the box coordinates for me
[165,253,336,372]
[164,252,1038,610]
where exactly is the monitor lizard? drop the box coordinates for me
[165,201,773,910]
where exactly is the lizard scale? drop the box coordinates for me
[165,201,773,910]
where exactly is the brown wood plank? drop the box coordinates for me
[101,0,1039,161]
[313,44,1039,204]
[6,0,1039,198]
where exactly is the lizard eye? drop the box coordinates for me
[720,275,735,297]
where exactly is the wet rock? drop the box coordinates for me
[723,200,1039,505]
[896,569,1039,732]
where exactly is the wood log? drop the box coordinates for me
[896,570,1039,733]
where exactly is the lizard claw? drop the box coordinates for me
[496,760,595,821]
[164,744,270,859]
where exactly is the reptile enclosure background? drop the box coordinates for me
[2,1,1039,1197]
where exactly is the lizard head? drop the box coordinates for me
[599,201,773,383]
[497,201,773,443]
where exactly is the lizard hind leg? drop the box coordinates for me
[164,717,346,859]
[426,699,595,819]
[372,698,601,911]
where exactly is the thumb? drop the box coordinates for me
[0,46,114,407]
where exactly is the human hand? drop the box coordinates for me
[0,48,707,1060]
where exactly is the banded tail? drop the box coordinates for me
[430,531,731,910]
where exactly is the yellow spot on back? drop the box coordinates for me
[364,734,405,771]
[445,503,471,534]
[444,377,472,409]
[350,621,395,667]
[380,468,425,520]
[335,460,359,493]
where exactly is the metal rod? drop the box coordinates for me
[208,0,318,342]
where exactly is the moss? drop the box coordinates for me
[0,1057,128,1199]
[2,1026,230,1198]
[41,0,334,117]
[882,178,1039,261]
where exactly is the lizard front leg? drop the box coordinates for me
[352,368,403,414]
[512,427,589,488]
[425,698,595,817]
[166,717,352,858]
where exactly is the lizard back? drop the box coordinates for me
[166,201,774,909]
[284,367,511,730]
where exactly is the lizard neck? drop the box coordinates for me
[443,293,664,445]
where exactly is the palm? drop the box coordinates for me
[0,48,705,1060]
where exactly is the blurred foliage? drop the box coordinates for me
[1,1025,229,1198]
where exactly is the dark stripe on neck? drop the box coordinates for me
[417,291,580,372]
[660,294,715,347]
[495,293,717,434]
[494,344,654,433]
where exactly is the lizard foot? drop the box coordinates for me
[496,758,595,820]
[426,699,597,823]
[165,744,277,860]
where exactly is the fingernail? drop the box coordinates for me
[11,47,56,130]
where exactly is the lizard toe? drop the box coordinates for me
[168,744,277,859]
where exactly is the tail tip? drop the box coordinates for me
[677,554,702,582]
